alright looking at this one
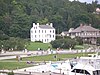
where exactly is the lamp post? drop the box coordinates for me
[2,45,3,49]
[1,45,4,53]
[58,68,62,74]
[24,45,27,53]
[15,45,17,50]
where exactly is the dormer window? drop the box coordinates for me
[50,30,51,33]
[35,30,36,33]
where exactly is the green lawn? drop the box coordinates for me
[74,44,89,49]
[26,42,89,51]
[20,53,91,61]
[74,45,84,49]
[27,42,52,50]
[0,62,33,70]
[7,53,91,61]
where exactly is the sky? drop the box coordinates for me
[69,0,100,4]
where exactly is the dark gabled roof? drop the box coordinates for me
[70,25,100,33]
[39,25,54,29]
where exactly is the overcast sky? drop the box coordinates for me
[69,0,100,4]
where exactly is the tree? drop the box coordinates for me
[37,18,49,24]
[0,30,9,40]
[97,37,100,46]
[0,0,100,40]
[0,37,28,51]
[75,37,83,45]
[50,38,78,49]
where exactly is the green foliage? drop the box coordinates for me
[0,30,9,40]
[0,0,100,40]
[0,37,28,51]
[75,37,83,45]
[56,36,71,39]
[8,71,14,75]
[74,45,84,49]
[56,36,63,39]
[97,37,100,45]
[0,62,32,70]
[50,38,78,49]
[37,18,49,24]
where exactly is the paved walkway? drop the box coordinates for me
[0,69,65,75]
[0,49,98,60]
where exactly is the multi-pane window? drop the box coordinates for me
[53,35,54,38]
[50,35,51,38]
[35,30,36,33]
[53,30,54,33]
[35,35,36,38]
[45,39,46,42]
[50,30,51,33]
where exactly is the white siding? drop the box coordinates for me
[30,23,55,43]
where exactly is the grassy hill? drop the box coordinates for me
[27,42,52,51]
[26,42,89,51]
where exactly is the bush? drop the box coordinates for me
[75,37,83,45]
[97,37,100,46]
[56,36,71,39]
[8,71,14,75]
[51,39,63,48]
[50,38,78,49]
[35,41,43,43]
[0,37,28,51]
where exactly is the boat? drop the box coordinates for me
[69,53,100,75]
[50,60,72,74]
[13,53,100,75]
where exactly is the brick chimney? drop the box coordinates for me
[89,24,91,26]
[50,23,53,27]
[80,23,83,27]
[37,23,39,26]
[33,23,35,27]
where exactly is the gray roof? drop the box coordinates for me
[39,25,54,29]
[62,31,69,34]
[70,25,100,33]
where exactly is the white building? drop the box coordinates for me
[30,23,55,43]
